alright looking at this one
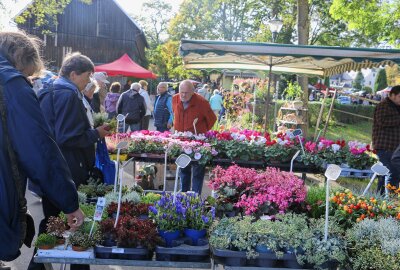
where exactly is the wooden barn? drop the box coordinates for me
[16,0,148,70]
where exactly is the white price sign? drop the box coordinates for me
[93,197,106,221]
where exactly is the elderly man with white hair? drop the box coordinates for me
[117,82,146,132]
[153,82,173,132]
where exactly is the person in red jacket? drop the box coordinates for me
[172,80,216,194]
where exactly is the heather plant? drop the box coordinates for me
[209,165,307,216]
[346,218,400,269]
[121,190,141,203]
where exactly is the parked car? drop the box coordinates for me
[337,96,351,105]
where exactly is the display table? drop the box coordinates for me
[34,255,212,270]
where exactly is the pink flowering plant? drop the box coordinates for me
[167,140,217,166]
[209,165,258,214]
[209,165,307,217]
[316,139,347,165]
[345,141,376,170]
[264,136,299,163]
[300,141,324,168]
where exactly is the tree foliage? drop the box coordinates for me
[15,0,92,32]
[374,69,388,93]
[385,65,400,86]
[329,0,400,46]
[147,40,202,80]
[133,0,173,48]
[168,0,255,41]
[353,71,364,90]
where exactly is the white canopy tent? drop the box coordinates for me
[180,40,400,77]
[180,39,400,132]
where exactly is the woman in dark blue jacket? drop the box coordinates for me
[31,52,110,270]
[0,32,84,262]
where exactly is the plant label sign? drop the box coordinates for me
[371,163,389,175]
[325,164,342,181]
[292,129,303,137]
[93,197,106,221]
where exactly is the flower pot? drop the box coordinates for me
[254,245,276,267]
[103,237,117,247]
[56,238,65,245]
[38,244,54,250]
[184,228,207,246]
[72,245,89,252]
[225,257,247,266]
[158,230,181,247]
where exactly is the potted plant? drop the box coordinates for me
[136,164,157,190]
[264,139,298,164]
[346,218,400,270]
[149,193,186,247]
[141,192,161,204]
[78,178,113,202]
[35,233,57,250]
[183,193,215,245]
[69,230,101,251]
[99,218,117,247]
[345,141,376,170]
[115,216,160,250]
[106,201,135,218]
[132,203,151,219]
[209,217,248,266]
[296,218,347,270]
[46,216,67,244]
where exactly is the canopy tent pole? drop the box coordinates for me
[313,90,328,141]
[322,89,337,137]
[263,58,273,132]
[251,83,257,130]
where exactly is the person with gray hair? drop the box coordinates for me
[34,52,111,270]
[153,82,173,132]
[0,31,84,269]
[117,82,146,132]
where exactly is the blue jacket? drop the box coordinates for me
[209,94,223,111]
[38,77,100,187]
[0,54,79,261]
[153,93,173,128]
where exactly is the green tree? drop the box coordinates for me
[133,0,172,48]
[353,71,364,90]
[385,65,399,86]
[15,0,92,33]
[148,40,202,80]
[329,0,398,46]
[374,68,388,93]
[169,0,254,41]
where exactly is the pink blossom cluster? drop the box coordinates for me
[209,165,307,215]
[209,165,257,191]
[348,140,368,155]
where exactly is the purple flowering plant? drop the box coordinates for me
[149,192,187,231]
[149,192,215,231]
[183,192,215,230]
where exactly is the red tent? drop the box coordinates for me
[95,53,157,79]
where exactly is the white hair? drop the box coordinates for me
[130,82,141,91]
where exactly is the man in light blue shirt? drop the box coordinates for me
[153,82,173,132]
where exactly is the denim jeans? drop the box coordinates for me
[376,150,399,193]
[125,123,141,132]
[179,163,206,194]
